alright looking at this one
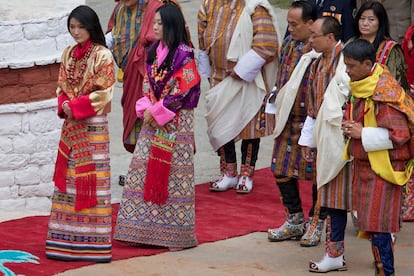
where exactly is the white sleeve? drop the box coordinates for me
[298,116,316,148]
[197,50,211,78]
[361,127,394,152]
[233,49,266,83]
[105,32,114,50]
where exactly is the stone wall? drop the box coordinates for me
[0,0,83,69]
[0,99,62,211]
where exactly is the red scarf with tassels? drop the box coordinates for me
[143,128,177,205]
[53,119,97,211]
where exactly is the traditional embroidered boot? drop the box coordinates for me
[236,165,254,194]
[371,233,395,276]
[309,253,347,273]
[268,212,305,241]
[309,240,347,273]
[300,217,324,247]
[210,163,238,192]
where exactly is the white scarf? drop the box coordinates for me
[313,53,351,188]
[273,50,321,138]
[205,0,279,151]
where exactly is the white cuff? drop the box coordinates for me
[298,116,316,147]
[234,49,266,83]
[105,32,114,50]
[362,127,394,152]
[197,50,211,78]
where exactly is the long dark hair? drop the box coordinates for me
[67,5,106,47]
[354,1,390,51]
[147,3,189,70]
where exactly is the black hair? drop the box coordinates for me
[354,1,390,50]
[67,5,106,47]
[291,0,317,22]
[147,3,189,70]
[320,16,342,42]
[343,38,376,64]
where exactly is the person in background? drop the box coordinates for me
[105,0,142,81]
[105,0,145,186]
[357,0,414,43]
[353,1,408,91]
[114,3,201,251]
[401,24,414,222]
[198,0,279,194]
[341,38,413,276]
[267,1,327,247]
[402,24,414,89]
[46,5,115,263]
[298,16,352,273]
[106,0,122,34]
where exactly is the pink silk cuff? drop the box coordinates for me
[135,96,152,118]
[149,99,175,126]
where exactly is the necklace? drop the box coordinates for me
[67,44,94,88]
[150,60,168,82]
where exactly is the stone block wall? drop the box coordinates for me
[0,99,62,211]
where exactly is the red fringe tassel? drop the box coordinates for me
[144,145,172,205]
[75,171,98,211]
[53,142,70,192]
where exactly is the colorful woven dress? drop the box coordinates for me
[45,41,115,262]
[114,43,201,251]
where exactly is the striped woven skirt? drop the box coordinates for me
[352,159,403,233]
[45,115,112,262]
[319,162,353,211]
[114,109,198,250]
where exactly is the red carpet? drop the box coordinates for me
[0,168,312,275]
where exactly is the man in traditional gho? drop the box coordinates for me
[267,1,327,247]
[298,16,352,272]
[341,38,413,276]
[198,0,279,194]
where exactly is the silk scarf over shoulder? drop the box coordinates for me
[313,53,351,188]
[273,50,321,138]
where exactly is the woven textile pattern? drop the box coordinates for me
[45,115,112,262]
[114,109,197,250]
